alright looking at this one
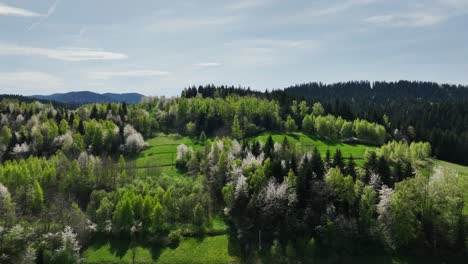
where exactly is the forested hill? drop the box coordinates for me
[284,80,468,102]
[31,91,144,104]
[0,94,78,109]
[183,82,468,165]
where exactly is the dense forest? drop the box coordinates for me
[0,88,466,263]
[183,81,468,165]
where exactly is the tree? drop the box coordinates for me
[50,226,81,264]
[199,131,207,144]
[0,183,16,226]
[231,115,243,139]
[332,149,345,172]
[152,202,164,233]
[32,180,44,214]
[113,197,134,232]
[193,203,206,229]
[285,115,297,132]
[345,155,356,180]
[0,125,12,146]
[358,186,377,234]
[312,102,325,116]
[302,115,314,134]
[185,121,196,137]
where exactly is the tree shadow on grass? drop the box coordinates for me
[108,237,131,259]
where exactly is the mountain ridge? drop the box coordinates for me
[31,91,145,104]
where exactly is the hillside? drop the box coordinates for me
[31,91,145,104]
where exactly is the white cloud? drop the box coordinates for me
[0,3,40,17]
[365,0,468,27]
[309,0,377,17]
[0,43,128,61]
[148,16,239,32]
[0,72,62,93]
[227,0,273,10]
[88,70,171,80]
[193,62,222,67]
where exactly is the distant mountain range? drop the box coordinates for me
[31,91,145,104]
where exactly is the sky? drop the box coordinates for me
[0,0,467,96]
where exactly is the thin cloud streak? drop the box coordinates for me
[88,70,171,80]
[193,62,222,67]
[0,43,128,61]
[28,0,61,31]
[0,2,40,17]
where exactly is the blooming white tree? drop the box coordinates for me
[234,175,248,199]
[242,151,264,168]
[12,142,30,158]
[125,132,147,154]
[230,139,242,156]
[369,173,382,189]
[60,226,81,260]
[377,185,394,249]
[259,179,289,215]
[18,246,36,264]
[176,144,191,160]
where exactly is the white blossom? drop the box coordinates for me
[0,183,9,199]
[242,151,264,168]
[125,132,147,153]
[274,143,282,154]
[235,175,248,198]
[229,165,243,182]
[0,114,8,126]
[53,132,74,149]
[12,142,30,157]
[15,114,24,123]
[176,144,192,160]
[86,219,97,233]
[369,172,382,188]
[299,152,312,168]
[123,124,138,139]
[281,160,286,170]
[377,185,394,249]
[259,179,289,214]
[230,140,242,156]
[104,220,112,233]
[60,226,80,257]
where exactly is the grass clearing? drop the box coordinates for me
[251,132,375,166]
[84,235,237,264]
[136,133,204,168]
[434,159,468,215]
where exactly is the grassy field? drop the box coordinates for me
[135,132,375,175]
[434,159,468,215]
[252,132,375,166]
[136,133,204,167]
[134,133,204,177]
[84,235,237,264]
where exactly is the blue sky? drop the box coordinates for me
[0,0,467,96]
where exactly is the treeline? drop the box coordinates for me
[142,96,386,145]
[284,81,468,165]
[183,82,468,165]
[174,136,465,261]
[0,99,148,163]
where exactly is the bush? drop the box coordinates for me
[167,229,182,247]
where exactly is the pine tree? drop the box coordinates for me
[332,149,345,172]
[264,135,274,158]
[346,155,357,180]
[151,202,164,233]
